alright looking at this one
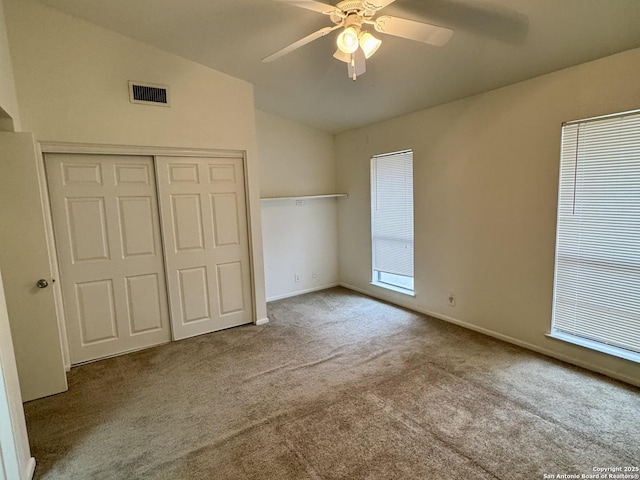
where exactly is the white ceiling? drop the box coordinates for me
[33,0,640,133]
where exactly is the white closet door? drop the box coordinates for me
[46,154,171,364]
[156,156,253,340]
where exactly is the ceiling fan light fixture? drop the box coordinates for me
[337,26,360,54]
[359,31,381,59]
[264,0,454,82]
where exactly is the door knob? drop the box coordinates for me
[36,279,49,289]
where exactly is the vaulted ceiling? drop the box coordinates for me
[32,0,640,133]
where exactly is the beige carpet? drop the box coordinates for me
[24,287,640,479]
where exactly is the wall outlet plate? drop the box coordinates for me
[448,292,456,307]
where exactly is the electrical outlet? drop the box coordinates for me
[448,292,456,307]
[296,200,305,206]
[312,271,318,279]
[295,273,301,283]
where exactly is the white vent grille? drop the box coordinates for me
[128,81,169,107]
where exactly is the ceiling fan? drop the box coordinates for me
[262,0,454,80]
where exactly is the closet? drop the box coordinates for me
[45,152,253,364]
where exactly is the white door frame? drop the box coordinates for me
[0,269,36,480]
[38,142,259,363]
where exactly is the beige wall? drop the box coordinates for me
[0,0,19,131]
[256,110,339,300]
[336,47,640,386]
[4,0,267,322]
[258,110,337,198]
[5,0,252,150]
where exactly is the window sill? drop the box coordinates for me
[547,331,640,364]
[370,281,415,297]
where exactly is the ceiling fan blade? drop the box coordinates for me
[347,48,366,79]
[374,15,453,46]
[333,48,351,63]
[363,0,397,10]
[274,0,340,15]
[262,25,340,63]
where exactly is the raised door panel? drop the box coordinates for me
[170,195,205,252]
[62,163,102,186]
[125,274,164,334]
[76,280,118,344]
[168,164,199,184]
[216,262,244,315]
[117,197,157,258]
[115,164,151,186]
[66,198,110,263]
[211,193,240,247]
[177,267,211,324]
[209,164,236,183]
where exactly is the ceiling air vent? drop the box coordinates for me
[128,81,170,107]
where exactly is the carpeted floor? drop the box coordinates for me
[24,287,640,479]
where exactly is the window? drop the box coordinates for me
[551,110,640,363]
[371,150,414,295]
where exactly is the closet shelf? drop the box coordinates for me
[260,193,348,201]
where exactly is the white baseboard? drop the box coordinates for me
[339,283,640,387]
[25,457,36,480]
[255,317,269,326]
[266,283,339,302]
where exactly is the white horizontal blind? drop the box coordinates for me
[371,150,414,278]
[552,111,640,357]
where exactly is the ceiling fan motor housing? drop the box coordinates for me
[335,1,377,19]
[337,1,366,13]
[343,13,364,28]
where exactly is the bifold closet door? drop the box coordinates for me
[156,156,253,340]
[46,154,171,364]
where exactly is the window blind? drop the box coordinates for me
[371,150,414,279]
[552,111,640,359]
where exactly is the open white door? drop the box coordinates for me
[0,132,67,401]
[156,156,253,340]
